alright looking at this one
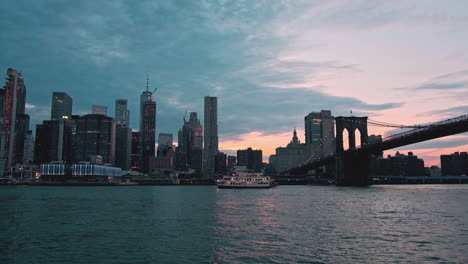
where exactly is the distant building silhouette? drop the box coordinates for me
[227,155,237,173]
[441,152,468,176]
[375,151,425,176]
[203,96,218,177]
[237,147,262,172]
[51,92,72,120]
[177,112,203,174]
[215,152,227,175]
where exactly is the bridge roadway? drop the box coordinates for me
[288,114,468,175]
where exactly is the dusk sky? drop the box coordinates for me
[1,0,467,166]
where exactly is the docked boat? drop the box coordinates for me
[217,167,277,189]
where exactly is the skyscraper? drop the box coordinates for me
[1,68,28,175]
[34,119,73,164]
[304,110,335,160]
[115,125,132,170]
[131,131,141,171]
[92,105,108,116]
[203,96,218,177]
[51,92,72,120]
[176,112,203,173]
[73,114,115,165]
[114,99,131,170]
[139,74,156,173]
[115,99,130,127]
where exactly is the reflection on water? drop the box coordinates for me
[1,185,468,263]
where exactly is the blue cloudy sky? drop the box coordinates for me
[1,0,468,165]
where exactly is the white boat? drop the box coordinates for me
[217,167,277,189]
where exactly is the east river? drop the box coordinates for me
[1,185,467,263]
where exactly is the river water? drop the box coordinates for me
[1,185,467,263]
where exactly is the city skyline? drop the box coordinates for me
[1,1,468,166]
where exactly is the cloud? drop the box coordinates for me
[425,106,468,117]
[414,70,468,91]
[25,103,36,109]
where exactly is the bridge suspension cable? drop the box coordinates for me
[367,119,429,129]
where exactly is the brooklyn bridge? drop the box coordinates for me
[286,114,468,186]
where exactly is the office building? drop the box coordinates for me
[73,114,115,165]
[115,99,130,127]
[304,110,335,161]
[157,133,173,157]
[115,125,132,170]
[215,152,227,175]
[51,92,72,120]
[273,129,308,173]
[177,112,203,173]
[131,132,141,171]
[14,114,30,165]
[237,147,263,172]
[92,105,108,116]
[227,155,237,173]
[34,119,73,164]
[139,75,157,173]
[203,96,218,177]
[23,130,34,165]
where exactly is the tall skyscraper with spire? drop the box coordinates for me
[0,68,29,175]
[203,96,218,177]
[139,74,156,173]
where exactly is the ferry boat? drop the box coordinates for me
[217,167,278,189]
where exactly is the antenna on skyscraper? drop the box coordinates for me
[146,73,149,92]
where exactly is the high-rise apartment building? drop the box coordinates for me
[203,96,218,177]
[0,68,28,175]
[139,75,157,173]
[51,92,72,120]
[304,110,335,160]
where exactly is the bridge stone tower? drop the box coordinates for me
[335,116,370,186]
